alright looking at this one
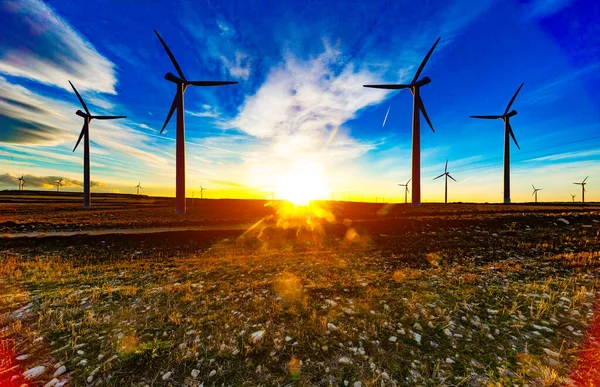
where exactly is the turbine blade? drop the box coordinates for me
[73,123,86,152]
[363,84,411,90]
[504,82,524,115]
[419,96,435,132]
[532,184,535,190]
[448,174,457,182]
[433,173,445,180]
[407,178,411,185]
[583,176,589,183]
[154,30,186,80]
[507,122,520,150]
[412,37,441,84]
[161,94,178,134]
[382,104,391,127]
[69,81,90,115]
[470,115,502,119]
[445,159,448,173]
[91,115,126,120]
[186,80,238,87]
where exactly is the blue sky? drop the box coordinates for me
[0,0,598,202]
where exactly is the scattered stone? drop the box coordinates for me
[250,330,265,343]
[339,356,353,365]
[389,336,397,343]
[191,369,200,378]
[557,218,570,225]
[209,370,217,377]
[23,366,45,380]
[53,366,66,378]
[162,371,172,381]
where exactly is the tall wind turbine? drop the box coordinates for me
[398,178,411,204]
[136,182,142,197]
[55,178,63,192]
[364,38,440,207]
[17,175,26,191]
[154,30,238,215]
[200,185,207,199]
[532,185,542,204]
[470,83,524,204]
[433,160,456,204]
[70,81,126,209]
[573,176,588,203]
[570,193,576,203]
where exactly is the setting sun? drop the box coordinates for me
[275,162,327,205]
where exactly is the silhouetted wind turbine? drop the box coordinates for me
[70,81,126,209]
[17,174,25,191]
[532,185,542,204]
[364,37,440,207]
[55,178,63,192]
[470,83,524,204]
[570,193,576,203]
[573,176,588,203]
[154,30,237,215]
[398,178,411,204]
[433,160,456,204]
[136,182,142,197]
[200,185,206,199]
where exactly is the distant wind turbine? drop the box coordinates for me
[200,185,207,199]
[570,193,576,203]
[55,178,63,192]
[136,182,142,197]
[470,83,524,204]
[573,176,588,203]
[398,178,411,204]
[17,174,26,191]
[531,185,542,204]
[433,160,456,204]
[70,81,126,209]
[154,30,238,215]
[364,37,441,207]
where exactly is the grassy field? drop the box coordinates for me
[1,200,599,386]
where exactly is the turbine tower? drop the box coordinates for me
[17,174,26,191]
[364,37,440,207]
[55,178,63,192]
[200,185,207,199]
[154,30,238,215]
[470,83,524,204]
[573,176,588,203]
[433,160,456,204]
[70,81,126,209]
[136,182,142,197]
[398,178,411,204]
[532,185,542,204]
[570,193,576,203]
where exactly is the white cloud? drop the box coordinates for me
[0,0,117,93]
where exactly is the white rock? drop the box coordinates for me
[557,218,570,225]
[339,356,353,365]
[162,371,172,380]
[250,330,265,343]
[413,322,423,331]
[389,336,397,342]
[209,369,217,377]
[413,332,422,344]
[43,378,60,387]
[16,354,30,361]
[445,357,454,364]
[53,365,66,377]
[327,323,338,331]
[23,365,45,380]
[78,359,87,366]
[191,369,200,378]
[444,328,452,337]
[76,350,84,355]
[285,336,292,342]
[354,382,362,387]
[543,348,560,358]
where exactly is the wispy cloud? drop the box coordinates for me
[0,0,117,93]
[523,0,574,19]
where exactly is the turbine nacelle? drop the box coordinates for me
[413,76,431,88]
[76,110,89,118]
[165,72,185,84]
[506,110,517,118]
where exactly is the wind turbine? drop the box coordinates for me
[573,176,588,203]
[398,178,411,204]
[136,182,142,197]
[70,81,126,209]
[364,37,441,207]
[55,178,63,192]
[433,160,456,204]
[200,185,207,199]
[570,193,576,203]
[17,174,26,191]
[532,185,542,204]
[470,83,524,204]
[154,30,238,215]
